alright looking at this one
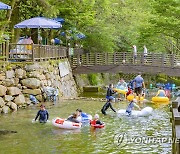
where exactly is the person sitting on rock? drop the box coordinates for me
[34,104,49,123]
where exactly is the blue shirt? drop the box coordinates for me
[134,75,144,88]
[165,83,171,90]
[35,110,49,122]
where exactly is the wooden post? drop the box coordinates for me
[32,44,34,62]
[86,53,89,65]
[172,101,179,109]
[141,52,144,65]
[114,52,116,64]
[38,45,41,61]
[151,53,155,66]
[5,41,9,61]
[95,53,97,65]
[161,53,165,67]
[104,52,108,65]
[171,54,175,68]
[172,98,180,154]
[77,54,80,66]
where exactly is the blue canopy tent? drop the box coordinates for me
[0,1,11,10]
[14,17,62,29]
[76,33,86,39]
[53,18,65,24]
[14,17,62,44]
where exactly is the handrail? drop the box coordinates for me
[70,52,180,68]
[5,43,68,62]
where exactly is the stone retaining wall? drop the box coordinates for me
[0,60,78,114]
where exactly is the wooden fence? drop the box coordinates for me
[70,52,180,68]
[171,98,180,154]
[0,43,68,62]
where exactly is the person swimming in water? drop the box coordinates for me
[101,96,116,115]
[126,99,141,116]
[34,104,49,123]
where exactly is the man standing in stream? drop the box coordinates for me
[133,72,146,105]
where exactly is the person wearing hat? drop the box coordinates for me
[90,114,103,125]
[126,99,141,116]
[101,96,116,115]
[133,72,145,103]
[34,104,49,123]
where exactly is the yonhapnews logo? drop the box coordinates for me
[114,133,177,148]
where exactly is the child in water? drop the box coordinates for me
[106,84,116,100]
[126,99,141,116]
[90,114,103,125]
[101,96,116,115]
[34,104,49,123]
[67,113,80,123]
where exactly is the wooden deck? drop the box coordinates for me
[0,43,68,62]
[171,98,180,154]
[70,52,180,76]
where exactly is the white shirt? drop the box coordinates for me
[133,45,137,56]
[144,46,148,56]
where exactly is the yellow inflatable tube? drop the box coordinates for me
[113,88,127,95]
[127,94,144,101]
[152,97,169,103]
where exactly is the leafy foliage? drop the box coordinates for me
[0,0,179,52]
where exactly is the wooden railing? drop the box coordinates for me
[0,43,68,62]
[70,52,180,68]
[171,98,180,154]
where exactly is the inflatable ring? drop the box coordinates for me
[52,117,82,129]
[77,114,92,123]
[90,123,105,128]
[127,95,144,101]
[152,97,169,103]
[117,107,153,117]
[113,88,127,95]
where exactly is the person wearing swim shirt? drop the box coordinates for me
[101,96,116,115]
[90,114,103,125]
[133,72,145,103]
[156,87,166,97]
[126,99,141,116]
[67,113,80,123]
[35,104,49,123]
[106,84,116,100]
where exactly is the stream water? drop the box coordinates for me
[0,99,171,154]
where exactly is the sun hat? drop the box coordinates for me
[94,114,99,119]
